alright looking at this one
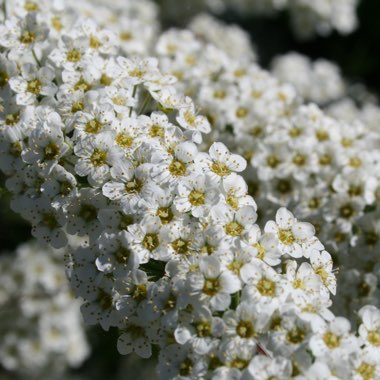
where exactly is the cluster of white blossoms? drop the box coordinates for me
[188,0,360,39]
[271,52,346,105]
[155,22,380,319]
[0,240,89,377]
[0,1,380,380]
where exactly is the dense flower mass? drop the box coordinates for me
[160,0,359,39]
[0,241,89,377]
[154,20,380,321]
[214,0,359,39]
[0,1,379,380]
[271,52,346,105]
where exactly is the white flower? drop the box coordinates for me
[22,113,69,174]
[174,174,219,218]
[358,305,380,354]
[265,207,323,258]
[196,142,247,183]
[248,356,292,380]
[223,301,269,345]
[210,204,257,242]
[309,317,358,358]
[188,256,240,311]
[174,306,224,354]
[245,225,282,266]
[176,96,211,134]
[9,64,57,105]
[126,216,166,261]
[151,141,198,185]
[102,160,151,213]
[117,316,152,358]
[74,131,123,187]
[221,173,257,211]
[241,259,286,309]
[117,56,160,86]
[310,250,337,295]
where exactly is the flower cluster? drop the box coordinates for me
[271,52,345,105]
[161,0,360,39]
[155,22,380,319]
[0,240,89,376]
[0,1,379,380]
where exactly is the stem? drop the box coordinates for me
[138,92,151,115]
[2,0,6,19]
[32,48,41,67]
[129,85,138,117]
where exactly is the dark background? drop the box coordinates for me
[218,0,380,98]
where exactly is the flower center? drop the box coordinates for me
[195,321,212,337]
[85,119,103,134]
[236,107,248,118]
[27,79,42,94]
[315,266,329,285]
[142,233,159,251]
[229,359,248,370]
[74,77,92,92]
[323,331,341,349]
[115,246,131,264]
[339,204,355,219]
[292,278,304,289]
[253,243,266,260]
[287,327,306,344]
[90,149,107,166]
[100,74,112,86]
[319,154,332,166]
[5,112,20,126]
[79,204,97,222]
[42,212,58,230]
[71,101,84,113]
[149,124,165,138]
[292,153,306,166]
[266,155,279,168]
[171,238,190,255]
[169,159,187,177]
[19,31,36,44]
[156,207,173,224]
[256,277,276,297]
[226,194,239,210]
[59,181,73,196]
[225,221,243,237]
[90,35,101,49]
[120,31,132,41]
[184,111,196,125]
[66,49,81,62]
[125,178,143,194]
[227,260,243,275]
[188,189,205,206]
[316,130,329,141]
[278,229,295,245]
[179,358,193,377]
[368,331,380,346]
[44,142,60,160]
[132,284,147,301]
[236,320,255,338]
[211,161,230,177]
[213,89,226,99]
[115,132,133,147]
[356,362,376,380]
[202,278,220,296]
[24,1,39,11]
